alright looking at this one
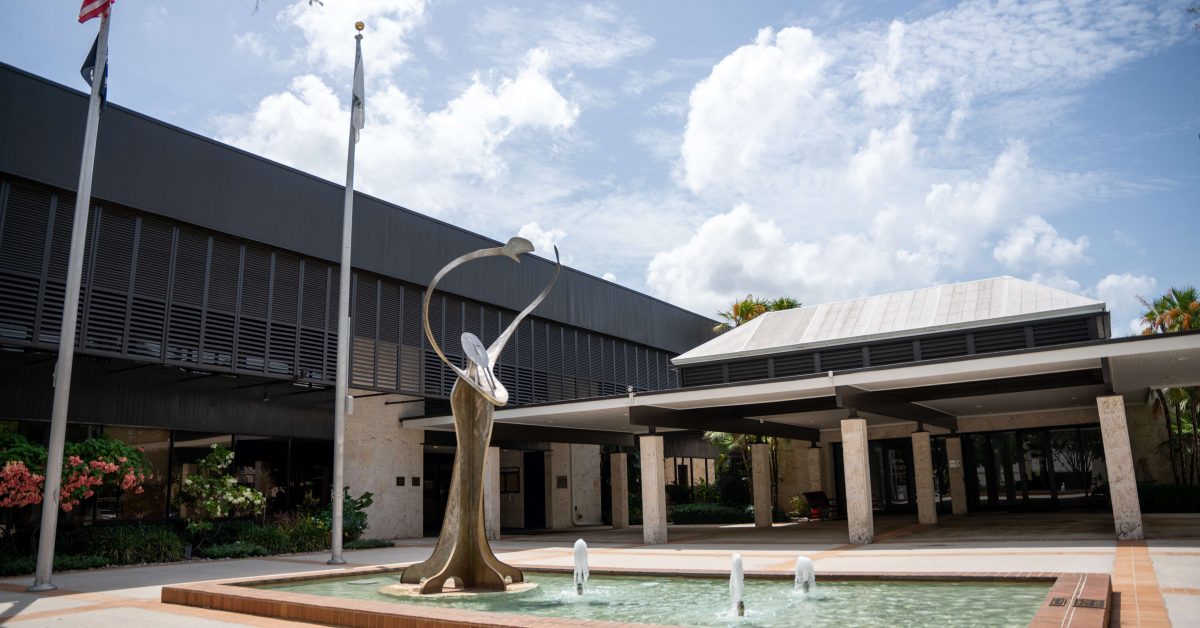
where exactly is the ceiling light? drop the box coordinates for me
[975,404,983,409]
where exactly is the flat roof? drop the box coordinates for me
[674,276,1105,365]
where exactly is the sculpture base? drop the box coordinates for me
[379,581,538,598]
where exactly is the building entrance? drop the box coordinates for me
[962,426,1108,512]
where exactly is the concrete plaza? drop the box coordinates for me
[1,512,1197,627]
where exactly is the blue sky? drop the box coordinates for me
[2,1,1197,332]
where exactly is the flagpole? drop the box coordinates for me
[29,10,110,593]
[330,24,364,566]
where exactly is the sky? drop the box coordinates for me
[1,0,1197,333]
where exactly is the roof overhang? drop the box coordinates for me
[407,332,1200,440]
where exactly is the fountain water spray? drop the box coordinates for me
[573,539,589,595]
[730,553,745,616]
[794,556,815,594]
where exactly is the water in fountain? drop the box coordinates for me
[794,556,815,595]
[730,553,744,616]
[573,539,589,595]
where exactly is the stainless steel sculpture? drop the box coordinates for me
[401,237,560,593]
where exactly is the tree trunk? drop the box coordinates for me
[1157,389,1182,485]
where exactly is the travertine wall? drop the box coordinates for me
[344,391,424,539]
[499,449,524,529]
[662,457,716,496]
[571,444,603,525]
[777,439,822,512]
[548,442,573,529]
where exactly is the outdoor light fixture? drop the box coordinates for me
[262,389,271,403]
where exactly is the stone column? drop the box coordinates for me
[945,437,968,514]
[547,442,573,529]
[1097,395,1144,540]
[911,431,937,525]
[804,445,823,492]
[639,435,668,544]
[751,443,773,527]
[484,446,501,541]
[611,452,629,529]
[841,418,874,544]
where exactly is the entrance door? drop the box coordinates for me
[523,451,546,529]
[422,452,454,536]
[869,439,916,514]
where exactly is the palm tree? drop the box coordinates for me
[1138,285,1200,485]
[1140,286,1200,334]
[713,295,801,333]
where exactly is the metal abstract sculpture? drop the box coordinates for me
[401,237,560,594]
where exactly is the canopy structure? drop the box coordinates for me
[411,277,1200,546]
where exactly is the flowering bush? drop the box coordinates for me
[182,445,266,521]
[0,461,44,508]
[0,434,150,512]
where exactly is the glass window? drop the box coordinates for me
[101,426,170,520]
[168,432,233,518]
[233,435,289,514]
[288,438,332,511]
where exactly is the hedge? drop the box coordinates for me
[1138,483,1200,513]
[199,542,270,559]
[0,554,108,577]
[668,503,754,525]
[58,524,184,565]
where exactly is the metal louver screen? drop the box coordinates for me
[0,176,681,402]
[727,359,768,382]
[868,341,915,366]
[973,327,1028,353]
[1032,318,1092,346]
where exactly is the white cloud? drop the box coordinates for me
[647,1,1184,316]
[602,272,617,282]
[1029,272,1084,295]
[472,3,653,70]
[283,0,427,76]
[993,216,1090,270]
[678,26,832,195]
[218,48,579,214]
[517,222,567,259]
[1095,273,1157,336]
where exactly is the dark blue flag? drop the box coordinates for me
[80,34,107,112]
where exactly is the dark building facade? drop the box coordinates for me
[0,64,714,530]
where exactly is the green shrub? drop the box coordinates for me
[344,538,394,550]
[668,503,754,525]
[0,554,108,577]
[665,483,692,504]
[236,524,292,554]
[199,542,269,559]
[693,479,719,504]
[282,516,330,553]
[317,489,373,542]
[1138,483,1200,513]
[59,524,184,565]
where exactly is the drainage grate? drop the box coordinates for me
[1049,598,1068,607]
[1074,599,1106,609]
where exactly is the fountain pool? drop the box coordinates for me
[252,571,1051,627]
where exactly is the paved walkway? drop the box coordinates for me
[1,512,1196,626]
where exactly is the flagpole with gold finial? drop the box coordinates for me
[330,20,366,566]
[29,6,112,593]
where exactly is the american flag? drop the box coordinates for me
[78,0,114,23]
